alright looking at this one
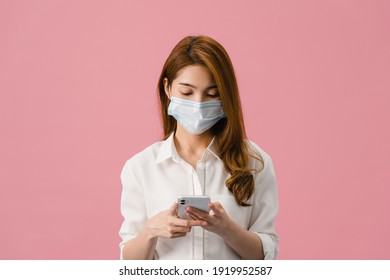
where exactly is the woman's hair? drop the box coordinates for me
[157,35,263,206]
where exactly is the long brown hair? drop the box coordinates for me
[157,35,263,206]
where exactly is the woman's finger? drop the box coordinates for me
[163,232,187,238]
[168,225,191,233]
[173,216,206,227]
[186,211,203,221]
[208,202,224,217]
[186,207,210,220]
[169,202,178,216]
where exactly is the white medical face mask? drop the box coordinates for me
[168,96,226,135]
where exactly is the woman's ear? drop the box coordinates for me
[163,78,171,99]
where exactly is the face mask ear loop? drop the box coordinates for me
[167,80,172,100]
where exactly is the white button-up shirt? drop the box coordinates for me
[119,133,279,259]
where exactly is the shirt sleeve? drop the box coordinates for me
[248,147,279,260]
[118,159,148,259]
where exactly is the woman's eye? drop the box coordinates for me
[180,92,192,95]
[207,93,219,98]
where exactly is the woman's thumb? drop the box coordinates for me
[169,202,178,216]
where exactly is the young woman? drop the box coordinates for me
[119,35,279,260]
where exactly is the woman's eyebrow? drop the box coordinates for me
[179,83,217,89]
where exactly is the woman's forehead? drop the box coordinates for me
[173,65,215,87]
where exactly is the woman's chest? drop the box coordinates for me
[138,161,252,228]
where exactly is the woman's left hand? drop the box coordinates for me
[185,202,233,237]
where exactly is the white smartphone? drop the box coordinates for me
[177,195,210,220]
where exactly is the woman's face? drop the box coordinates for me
[164,65,220,102]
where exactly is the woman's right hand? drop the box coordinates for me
[145,202,207,239]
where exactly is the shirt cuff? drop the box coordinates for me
[120,244,124,260]
[256,232,278,260]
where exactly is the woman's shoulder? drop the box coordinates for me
[245,139,271,161]
[123,140,165,168]
[245,139,275,174]
[244,140,278,194]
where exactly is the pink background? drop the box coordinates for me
[1,0,389,259]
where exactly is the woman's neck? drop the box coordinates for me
[173,125,213,166]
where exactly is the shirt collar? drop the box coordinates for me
[205,137,221,161]
[155,133,221,164]
[155,133,176,163]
